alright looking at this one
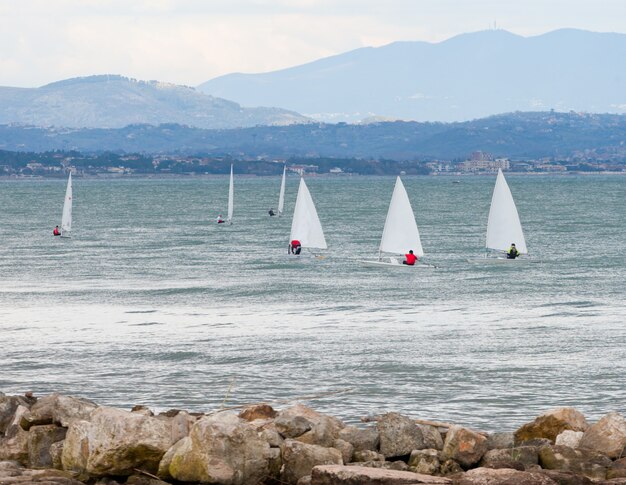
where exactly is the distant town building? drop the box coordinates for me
[458,157,510,172]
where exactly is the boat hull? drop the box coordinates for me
[360,260,433,269]
[467,257,539,264]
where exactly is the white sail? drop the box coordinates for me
[227,164,234,223]
[278,165,286,216]
[485,169,527,254]
[289,178,327,249]
[61,172,72,237]
[379,176,424,257]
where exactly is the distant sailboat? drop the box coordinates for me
[361,176,428,268]
[289,178,326,254]
[277,165,286,217]
[60,172,72,238]
[469,169,530,263]
[227,164,234,225]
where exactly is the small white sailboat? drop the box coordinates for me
[289,178,326,255]
[60,172,72,238]
[469,169,531,263]
[227,164,234,225]
[277,165,286,217]
[361,176,428,268]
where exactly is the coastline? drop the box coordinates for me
[1,391,625,484]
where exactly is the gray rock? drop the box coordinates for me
[275,404,322,439]
[352,450,385,462]
[480,446,539,468]
[311,464,452,484]
[441,425,488,468]
[579,412,626,459]
[22,394,97,430]
[0,406,30,464]
[486,432,515,450]
[439,459,463,476]
[27,424,66,468]
[457,467,558,484]
[556,430,584,449]
[62,406,178,477]
[49,441,64,470]
[538,469,594,484]
[419,425,444,451]
[377,412,425,458]
[0,395,32,434]
[338,425,380,452]
[281,439,343,484]
[333,439,354,464]
[297,415,345,447]
[538,444,612,480]
[409,449,440,475]
[165,412,271,485]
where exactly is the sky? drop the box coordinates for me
[1,0,625,88]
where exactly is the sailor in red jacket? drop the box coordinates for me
[289,239,302,255]
[53,225,61,236]
[403,249,418,266]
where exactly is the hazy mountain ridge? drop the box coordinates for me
[2,111,625,160]
[198,29,626,122]
[0,75,310,129]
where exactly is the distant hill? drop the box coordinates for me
[1,111,625,161]
[0,75,309,129]
[198,29,626,123]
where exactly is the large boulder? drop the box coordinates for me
[457,467,558,484]
[419,425,444,451]
[333,439,354,464]
[556,430,584,449]
[338,426,380,452]
[409,449,441,475]
[0,405,31,463]
[441,426,488,468]
[578,412,626,459]
[377,413,425,458]
[538,444,612,480]
[515,408,588,445]
[27,424,67,468]
[479,446,539,469]
[0,395,33,434]
[311,464,452,484]
[275,404,325,438]
[164,412,270,485]
[486,432,515,450]
[297,415,345,448]
[281,440,343,484]
[608,457,626,480]
[62,406,178,477]
[538,469,594,484]
[21,394,97,430]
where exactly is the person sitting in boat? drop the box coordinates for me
[268,208,276,216]
[216,214,225,224]
[403,249,418,266]
[506,243,520,259]
[289,239,302,255]
[53,225,61,236]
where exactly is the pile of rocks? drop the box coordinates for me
[1,391,625,484]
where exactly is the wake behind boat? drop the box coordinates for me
[360,176,433,269]
[468,169,536,264]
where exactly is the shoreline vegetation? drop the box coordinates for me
[1,392,625,484]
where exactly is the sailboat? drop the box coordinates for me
[361,176,428,268]
[60,172,72,238]
[289,178,326,255]
[469,169,531,263]
[227,164,234,225]
[277,165,286,217]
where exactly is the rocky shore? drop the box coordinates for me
[1,392,625,484]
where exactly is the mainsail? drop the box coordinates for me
[379,176,424,257]
[227,164,234,224]
[61,172,72,238]
[278,165,286,216]
[289,178,327,249]
[485,169,527,254]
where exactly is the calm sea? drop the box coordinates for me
[0,174,624,431]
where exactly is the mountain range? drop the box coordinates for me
[198,29,626,123]
[2,112,624,161]
[0,75,309,129]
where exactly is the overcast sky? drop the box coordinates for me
[1,0,625,88]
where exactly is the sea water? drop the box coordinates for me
[0,174,624,431]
